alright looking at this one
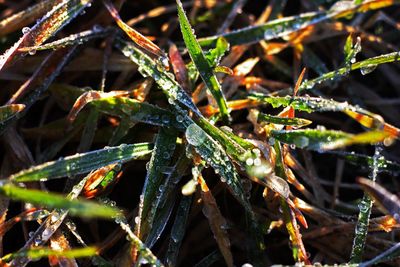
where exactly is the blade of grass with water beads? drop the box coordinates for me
[197,0,398,47]
[103,0,166,61]
[136,128,177,241]
[271,129,389,150]
[165,196,192,266]
[115,38,201,116]
[1,247,98,263]
[0,0,58,36]
[90,96,184,130]
[176,0,230,121]
[0,183,121,219]
[10,143,153,182]
[0,0,93,71]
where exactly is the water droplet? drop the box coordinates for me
[294,136,309,148]
[185,123,206,146]
[22,27,30,34]
[360,64,377,75]
[176,115,183,122]
[246,158,254,166]
[181,179,197,195]
[28,49,37,55]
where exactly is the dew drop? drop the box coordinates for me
[360,64,377,75]
[22,27,30,34]
[185,123,206,146]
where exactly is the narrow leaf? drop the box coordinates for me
[10,143,153,182]
[0,183,121,219]
[176,0,230,121]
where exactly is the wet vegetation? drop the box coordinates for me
[0,0,400,266]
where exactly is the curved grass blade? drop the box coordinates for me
[0,0,93,70]
[0,183,121,219]
[165,196,192,266]
[0,0,58,36]
[115,38,202,116]
[91,96,185,130]
[359,242,400,267]
[137,128,177,241]
[103,0,166,62]
[1,247,98,263]
[198,1,398,47]
[118,219,164,267]
[299,51,400,92]
[328,151,400,175]
[357,177,400,224]
[271,129,389,150]
[18,27,113,52]
[10,143,153,182]
[250,94,400,139]
[145,152,191,248]
[176,0,230,122]
[258,112,311,127]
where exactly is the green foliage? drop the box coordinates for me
[0,0,399,266]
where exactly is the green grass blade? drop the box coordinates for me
[350,146,382,263]
[299,51,400,92]
[198,1,398,47]
[137,128,177,240]
[2,247,98,262]
[10,143,153,182]
[91,96,185,130]
[0,183,121,219]
[117,219,164,267]
[327,151,400,175]
[115,38,201,117]
[271,129,389,150]
[165,196,192,266]
[176,0,230,121]
[248,94,371,114]
[258,112,312,127]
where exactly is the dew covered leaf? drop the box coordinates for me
[176,0,230,121]
[137,128,177,241]
[90,96,185,130]
[197,0,397,47]
[1,246,98,262]
[103,0,166,60]
[0,183,121,219]
[271,129,389,150]
[328,151,400,175]
[258,112,312,127]
[115,38,201,116]
[250,94,400,139]
[10,143,153,182]
[0,0,93,70]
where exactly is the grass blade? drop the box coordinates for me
[0,104,25,134]
[0,183,121,219]
[10,143,153,182]
[198,1,398,47]
[1,247,98,263]
[137,128,177,240]
[0,0,93,70]
[271,129,389,150]
[116,38,201,116]
[176,0,230,121]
